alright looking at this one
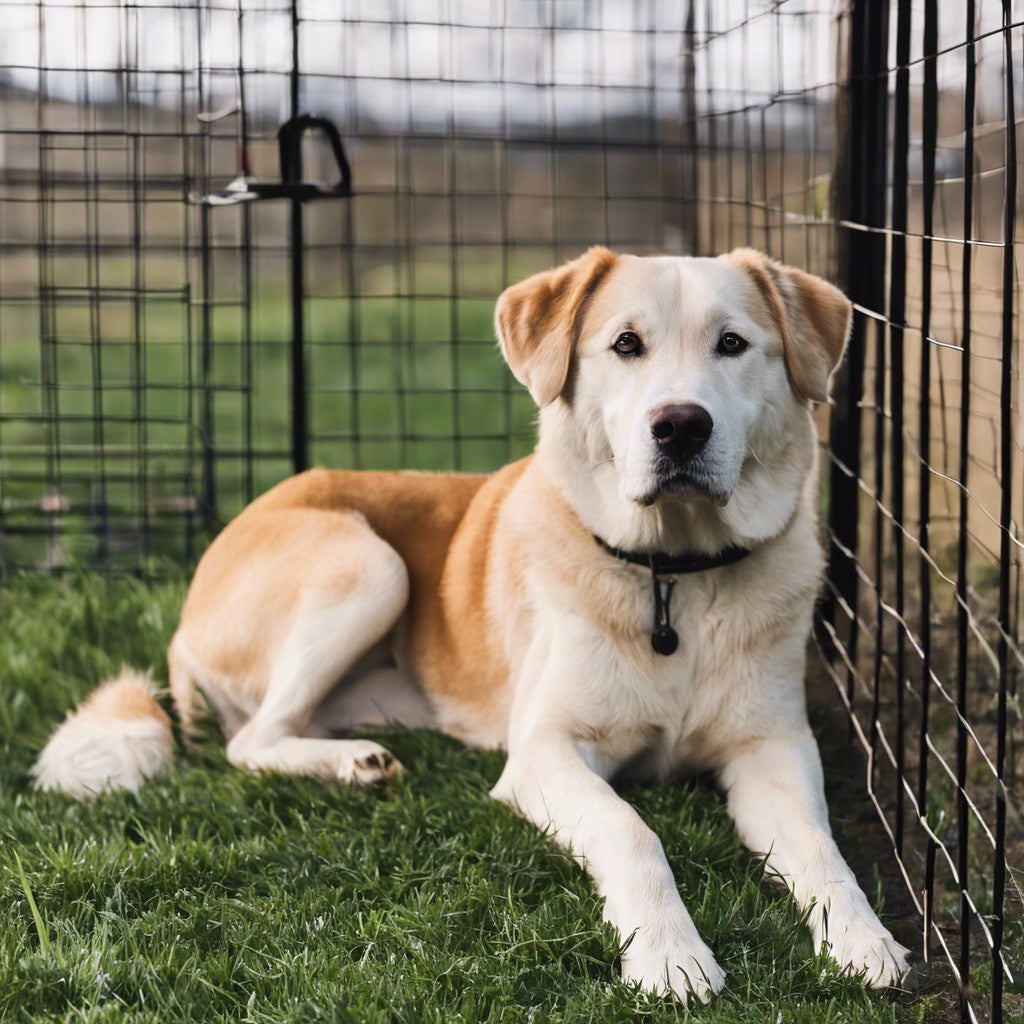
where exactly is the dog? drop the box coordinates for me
[33,247,911,1003]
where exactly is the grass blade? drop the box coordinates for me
[12,850,51,957]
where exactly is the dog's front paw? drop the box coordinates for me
[815,896,911,988]
[621,929,726,1005]
[826,927,910,988]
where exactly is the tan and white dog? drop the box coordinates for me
[33,247,910,1004]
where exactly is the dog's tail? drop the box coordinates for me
[31,669,174,799]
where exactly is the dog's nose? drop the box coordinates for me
[650,403,713,462]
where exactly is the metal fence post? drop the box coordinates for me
[991,5,1018,1017]
[682,0,698,255]
[288,0,307,475]
[827,0,889,709]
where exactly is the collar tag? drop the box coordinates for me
[651,573,679,656]
[592,534,753,658]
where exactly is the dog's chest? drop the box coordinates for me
[568,570,792,776]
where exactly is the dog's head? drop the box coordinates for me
[495,247,851,546]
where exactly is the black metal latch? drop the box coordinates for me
[189,111,353,476]
[193,114,352,206]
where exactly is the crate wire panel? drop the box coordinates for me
[690,2,1022,1022]
[0,0,698,571]
[1,98,201,569]
[835,3,1023,1021]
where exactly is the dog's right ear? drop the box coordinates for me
[495,246,617,406]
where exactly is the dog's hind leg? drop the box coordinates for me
[224,588,408,785]
[225,527,409,784]
[178,508,411,785]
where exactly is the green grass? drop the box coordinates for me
[0,572,944,1023]
[1,259,540,569]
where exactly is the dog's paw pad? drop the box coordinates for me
[344,743,403,786]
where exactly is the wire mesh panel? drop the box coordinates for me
[691,2,1022,1021]
[0,0,698,571]
[829,3,1022,1021]
[691,0,839,277]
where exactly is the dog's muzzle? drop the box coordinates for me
[646,403,726,503]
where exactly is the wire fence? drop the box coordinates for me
[825,2,1023,1020]
[831,4,1021,1021]
[0,0,695,569]
[0,1,1020,1021]
[687,3,1024,1022]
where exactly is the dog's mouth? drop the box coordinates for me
[635,461,730,508]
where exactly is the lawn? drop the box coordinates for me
[0,571,948,1023]
[0,255,539,570]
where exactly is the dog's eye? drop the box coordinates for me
[613,331,643,356]
[717,332,748,357]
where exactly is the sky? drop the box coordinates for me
[0,0,832,129]
[0,1,1014,133]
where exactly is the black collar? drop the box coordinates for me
[592,534,753,656]
[593,535,752,575]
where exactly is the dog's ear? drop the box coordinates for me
[495,246,617,406]
[727,248,852,404]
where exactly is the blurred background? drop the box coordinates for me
[0,0,714,568]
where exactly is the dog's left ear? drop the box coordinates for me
[727,248,852,404]
[495,246,617,406]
